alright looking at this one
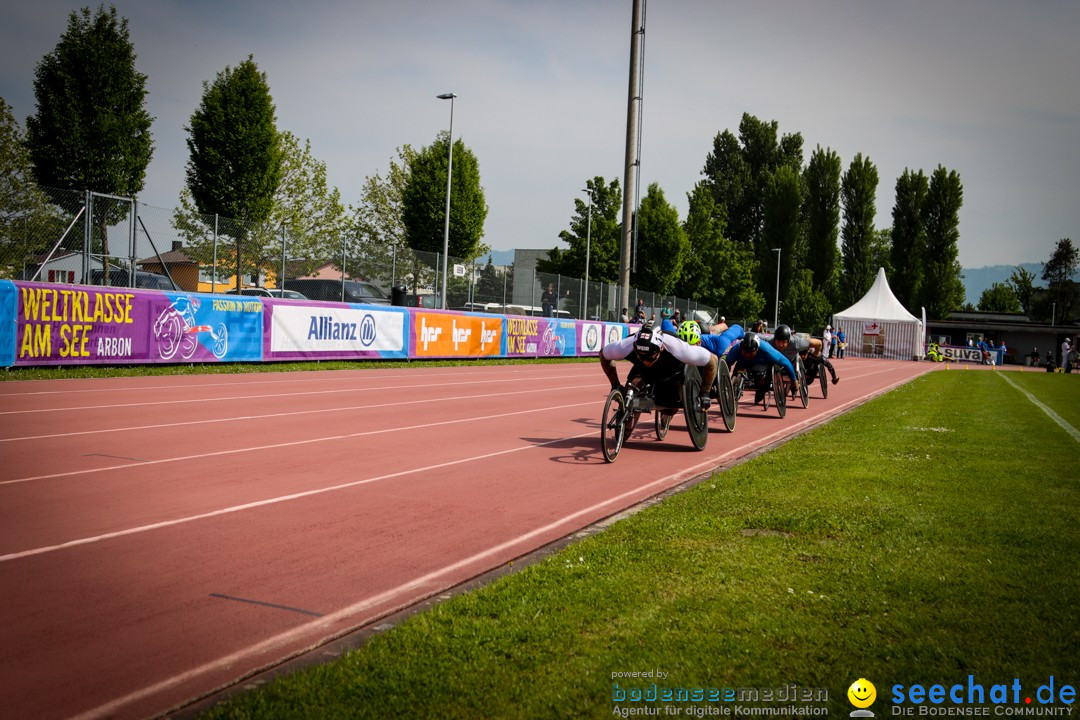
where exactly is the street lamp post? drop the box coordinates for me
[582,188,593,320]
[437,92,456,309]
[772,247,781,328]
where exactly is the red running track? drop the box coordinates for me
[0,357,932,719]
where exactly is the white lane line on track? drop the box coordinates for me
[0,373,597,415]
[64,365,928,720]
[0,394,597,491]
[63,460,693,720]
[997,371,1080,443]
[0,367,589,397]
[0,424,596,564]
[0,383,603,443]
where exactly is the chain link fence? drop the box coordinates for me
[1,184,720,323]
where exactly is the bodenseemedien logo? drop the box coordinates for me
[849,678,877,718]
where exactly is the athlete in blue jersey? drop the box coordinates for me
[724,332,797,405]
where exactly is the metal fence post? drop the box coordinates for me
[212,214,218,294]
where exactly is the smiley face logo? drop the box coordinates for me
[847,678,876,708]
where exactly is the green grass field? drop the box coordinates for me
[191,369,1077,718]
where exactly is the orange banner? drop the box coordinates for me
[412,312,503,357]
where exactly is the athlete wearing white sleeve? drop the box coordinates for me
[600,322,717,410]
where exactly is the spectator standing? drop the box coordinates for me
[823,325,833,359]
[633,298,647,323]
[1064,338,1074,372]
[836,327,846,359]
[541,283,557,318]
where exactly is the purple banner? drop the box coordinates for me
[13,283,262,365]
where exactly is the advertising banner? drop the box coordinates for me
[13,283,262,365]
[579,322,604,354]
[412,311,504,358]
[0,281,15,367]
[149,293,262,363]
[266,303,408,360]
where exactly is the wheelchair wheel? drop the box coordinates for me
[655,410,673,440]
[819,364,829,399]
[681,365,708,450]
[601,387,627,463]
[796,356,809,408]
[716,359,736,432]
[772,365,788,419]
[732,372,745,402]
[626,410,641,434]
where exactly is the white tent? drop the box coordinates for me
[833,268,923,360]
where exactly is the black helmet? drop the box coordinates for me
[740,332,760,355]
[773,324,792,342]
[633,322,664,360]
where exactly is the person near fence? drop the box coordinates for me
[836,326,846,359]
[541,283,557,317]
[620,308,630,323]
[633,298,647,323]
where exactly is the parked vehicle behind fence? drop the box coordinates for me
[283,279,389,305]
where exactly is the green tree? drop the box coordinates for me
[0,98,66,277]
[1042,238,1078,323]
[174,133,344,284]
[762,165,802,320]
[921,165,965,319]
[403,131,488,261]
[1008,265,1038,316]
[269,131,347,278]
[871,228,893,279]
[802,146,841,296]
[26,5,154,273]
[701,113,803,260]
[350,145,417,284]
[681,183,763,321]
[538,177,622,284]
[978,282,1022,313]
[840,153,879,306]
[784,269,832,334]
[889,168,928,312]
[185,55,282,289]
[631,183,687,295]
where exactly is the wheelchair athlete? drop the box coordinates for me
[771,324,839,392]
[724,332,797,406]
[600,322,718,411]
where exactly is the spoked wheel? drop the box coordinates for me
[601,387,628,463]
[716,359,736,432]
[732,372,746,403]
[796,356,809,408]
[626,410,642,434]
[655,411,673,440]
[681,365,708,450]
[772,364,788,418]
[819,364,829,399]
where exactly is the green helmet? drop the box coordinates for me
[677,320,701,345]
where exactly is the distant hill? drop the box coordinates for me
[961,263,1043,304]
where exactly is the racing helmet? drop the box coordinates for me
[633,322,664,361]
[773,324,792,343]
[740,332,760,355]
[677,320,702,345]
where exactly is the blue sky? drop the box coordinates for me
[2,0,1077,268]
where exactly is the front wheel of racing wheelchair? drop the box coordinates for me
[708,358,738,432]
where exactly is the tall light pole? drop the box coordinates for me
[582,187,593,320]
[772,247,782,329]
[437,92,456,309]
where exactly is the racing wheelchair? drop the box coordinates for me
[707,358,738,431]
[601,364,709,463]
[730,364,790,418]
[801,354,829,399]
